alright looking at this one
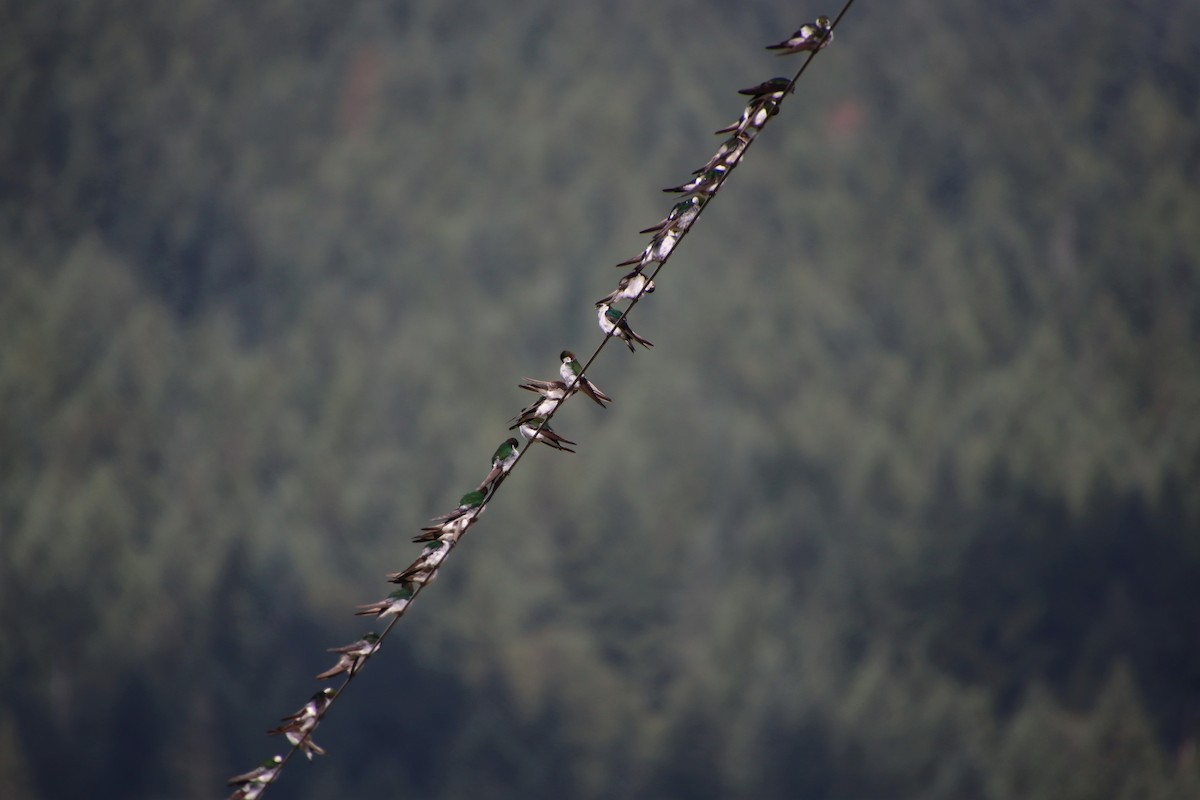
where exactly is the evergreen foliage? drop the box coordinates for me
[1,1,1198,797]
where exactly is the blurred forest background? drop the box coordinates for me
[2,0,1199,798]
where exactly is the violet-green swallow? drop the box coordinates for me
[765,16,833,54]
[413,515,471,542]
[315,632,380,680]
[664,166,726,196]
[228,755,283,787]
[614,249,652,271]
[388,540,452,585]
[597,304,654,351]
[513,378,575,424]
[421,538,453,568]
[283,688,336,723]
[559,350,612,407]
[283,730,325,761]
[714,101,778,136]
[429,488,488,523]
[615,226,679,269]
[229,784,266,800]
[414,499,480,541]
[650,227,680,260]
[639,196,704,235]
[268,688,334,759]
[387,564,437,586]
[269,688,334,733]
[738,77,793,98]
[514,393,561,426]
[597,270,655,308]
[478,437,521,491]
[694,136,748,175]
[515,416,577,452]
[518,377,570,401]
[355,586,415,619]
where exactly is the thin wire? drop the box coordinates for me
[242,4,854,795]
[499,0,853,475]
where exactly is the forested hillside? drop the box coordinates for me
[2,1,1199,798]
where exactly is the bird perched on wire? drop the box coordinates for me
[513,416,577,452]
[513,382,567,426]
[597,270,655,308]
[413,514,472,542]
[315,632,380,680]
[663,166,727,197]
[518,377,571,402]
[354,586,416,619]
[639,196,704,235]
[765,16,833,54]
[738,76,793,99]
[597,304,654,352]
[478,437,520,491]
[228,756,283,791]
[558,350,612,407]
[693,136,749,175]
[388,539,452,585]
[414,488,486,542]
[615,224,681,269]
[715,101,779,137]
[268,689,335,760]
[229,784,267,800]
[428,488,488,525]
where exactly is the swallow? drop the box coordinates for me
[276,730,325,761]
[614,248,654,270]
[693,137,749,175]
[650,227,680,261]
[597,304,654,352]
[315,632,380,680]
[664,166,727,196]
[478,437,520,491]
[429,488,488,523]
[417,487,487,540]
[518,377,571,400]
[268,689,335,756]
[278,689,336,726]
[228,785,266,800]
[559,350,612,407]
[269,689,334,758]
[228,756,283,788]
[765,16,833,54]
[413,512,474,543]
[387,540,452,585]
[738,77,793,98]
[354,586,416,619]
[514,416,577,452]
[513,378,573,424]
[597,270,655,308]
[714,101,778,136]
[639,196,704,235]
[387,563,436,586]
[413,520,454,542]
[614,220,685,270]
[513,391,563,427]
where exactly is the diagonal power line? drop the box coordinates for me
[229,4,855,797]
